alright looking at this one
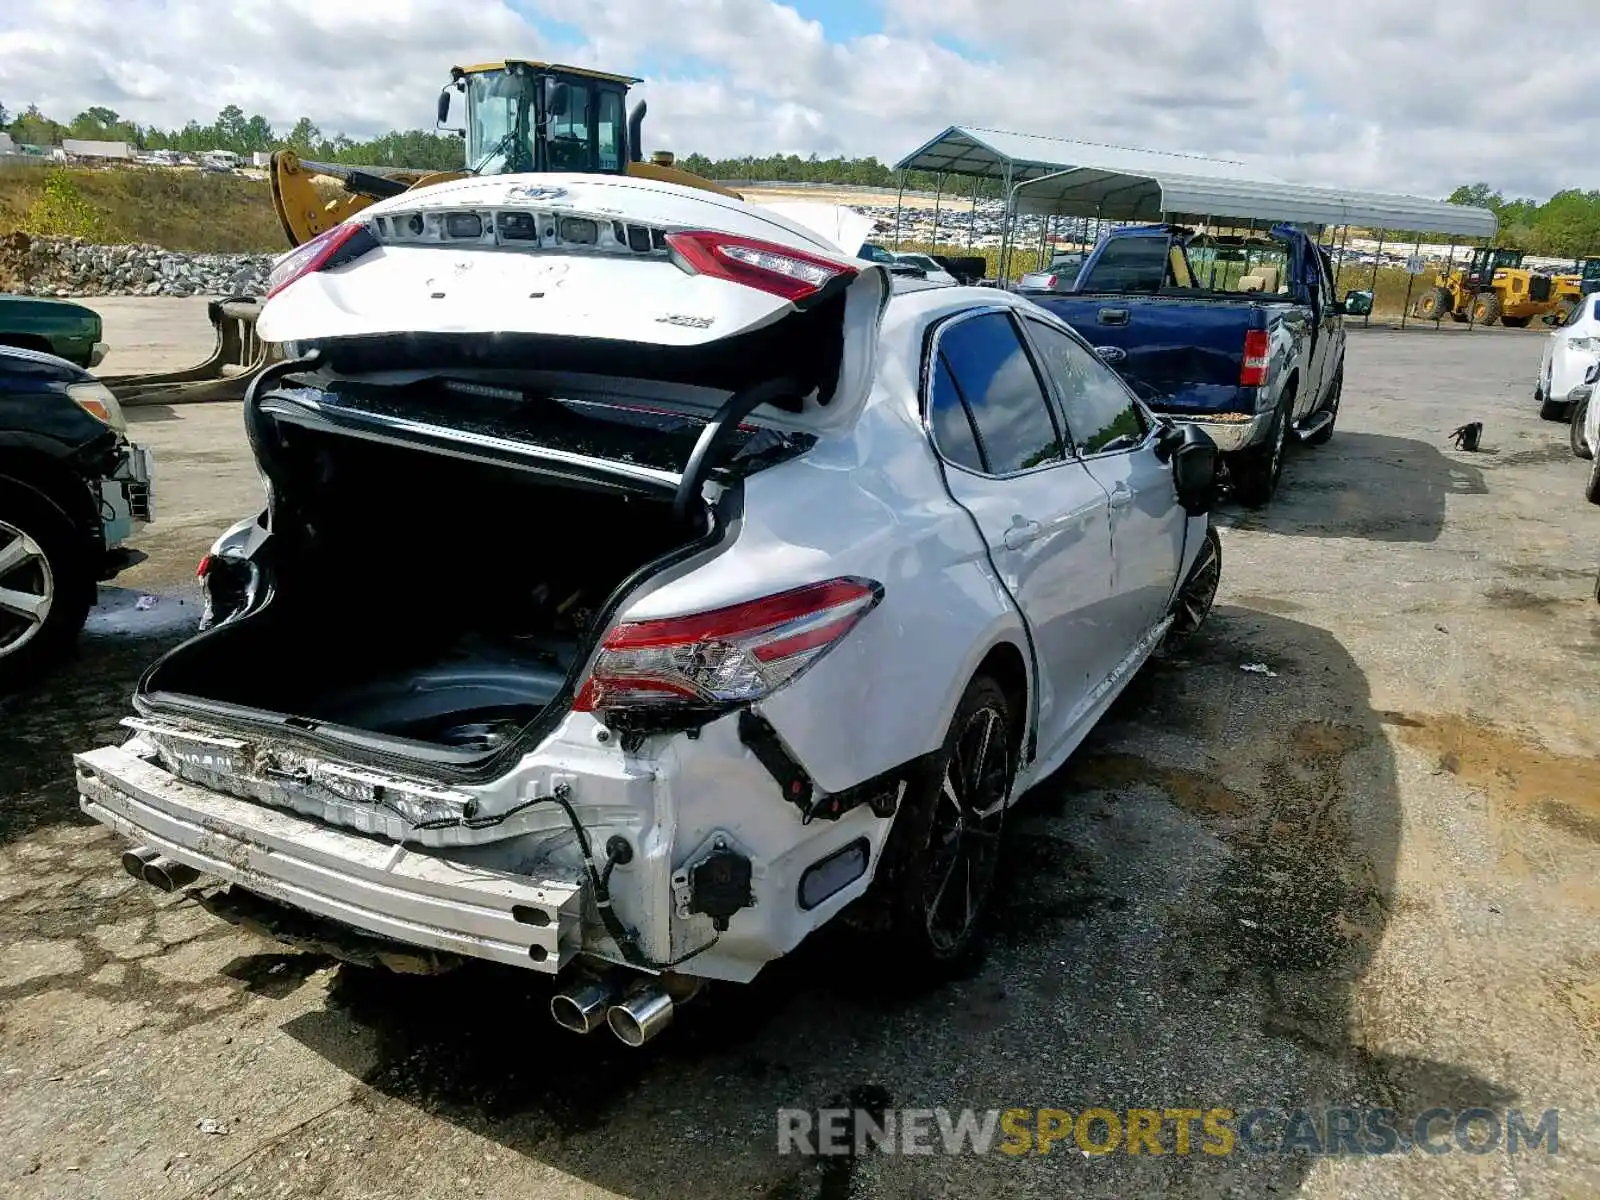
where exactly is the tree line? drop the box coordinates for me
[4,102,1598,257]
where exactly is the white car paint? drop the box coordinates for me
[77,183,1215,995]
[1538,292,1600,411]
[892,253,959,285]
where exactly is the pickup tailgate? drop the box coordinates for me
[1034,293,1262,414]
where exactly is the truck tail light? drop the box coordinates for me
[574,577,882,715]
[1240,329,1271,387]
[266,221,378,298]
[665,231,857,303]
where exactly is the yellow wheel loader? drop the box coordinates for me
[269,61,738,247]
[111,61,736,406]
[1410,247,1560,327]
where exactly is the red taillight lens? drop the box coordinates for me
[665,231,857,303]
[1240,329,1271,387]
[574,577,882,714]
[266,221,376,299]
[196,553,213,579]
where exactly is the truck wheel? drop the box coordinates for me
[872,674,1014,973]
[1471,293,1502,325]
[1231,399,1290,508]
[1303,367,1341,446]
[1414,288,1452,320]
[0,482,93,685]
[1587,455,1600,506]
[1572,393,1593,461]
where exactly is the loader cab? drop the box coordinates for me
[439,61,639,177]
[1466,247,1524,287]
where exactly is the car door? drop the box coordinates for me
[925,308,1119,754]
[1018,313,1186,646]
[1312,244,1344,410]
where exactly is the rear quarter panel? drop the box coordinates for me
[618,371,1028,794]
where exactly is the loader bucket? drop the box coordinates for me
[102,296,279,407]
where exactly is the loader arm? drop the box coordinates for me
[268,151,468,247]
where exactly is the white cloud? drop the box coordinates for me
[2,0,1598,198]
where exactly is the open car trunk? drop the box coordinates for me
[139,376,754,759]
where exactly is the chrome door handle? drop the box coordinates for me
[1108,484,1134,509]
[1002,519,1042,549]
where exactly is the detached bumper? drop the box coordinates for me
[96,443,155,550]
[1165,412,1270,454]
[75,744,586,973]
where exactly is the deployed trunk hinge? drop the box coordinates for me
[673,376,805,526]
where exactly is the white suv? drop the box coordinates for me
[76,176,1221,1046]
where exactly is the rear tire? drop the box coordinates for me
[1471,293,1502,326]
[872,674,1014,973]
[1164,526,1221,645]
[1231,397,1291,508]
[1572,393,1593,461]
[0,481,94,686]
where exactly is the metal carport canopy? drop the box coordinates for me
[895,126,1498,238]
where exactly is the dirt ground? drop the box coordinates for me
[1,308,1598,1199]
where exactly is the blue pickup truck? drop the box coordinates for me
[1026,224,1372,506]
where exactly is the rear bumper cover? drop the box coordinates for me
[1166,412,1270,454]
[76,744,585,973]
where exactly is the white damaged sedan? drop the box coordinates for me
[75,174,1222,1045]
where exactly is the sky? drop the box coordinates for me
[2,0,1599,201]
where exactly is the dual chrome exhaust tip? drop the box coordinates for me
[121,845,200,893]
[550,978,679,1047]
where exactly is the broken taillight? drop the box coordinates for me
[574,577,883,715]
[1240,328,1271,387]
[665,231,857,303]
[266,221,378,299]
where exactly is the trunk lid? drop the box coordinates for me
[257,173,891,436]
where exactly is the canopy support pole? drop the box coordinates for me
[966,174,979,250]
[931,172,945,251]
[1399,234,1423,330]
[892,171,905,251]
[1364,231,1385,328]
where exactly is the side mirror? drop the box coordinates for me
[1342,289,1374,317]
[1171,425,1220,515]
[436,89,451,126]
[1153,420,1185,462]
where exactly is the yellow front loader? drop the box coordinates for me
[269,61,739,247]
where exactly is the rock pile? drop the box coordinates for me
[0,233,273,298]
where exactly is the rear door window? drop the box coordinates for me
[1023,318,1147,456]
[932,312,1065,474]
[1080,236,1171,293]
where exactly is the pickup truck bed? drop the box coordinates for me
[1023,224,1369,506]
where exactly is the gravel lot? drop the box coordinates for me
[1,309,1597,1199]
